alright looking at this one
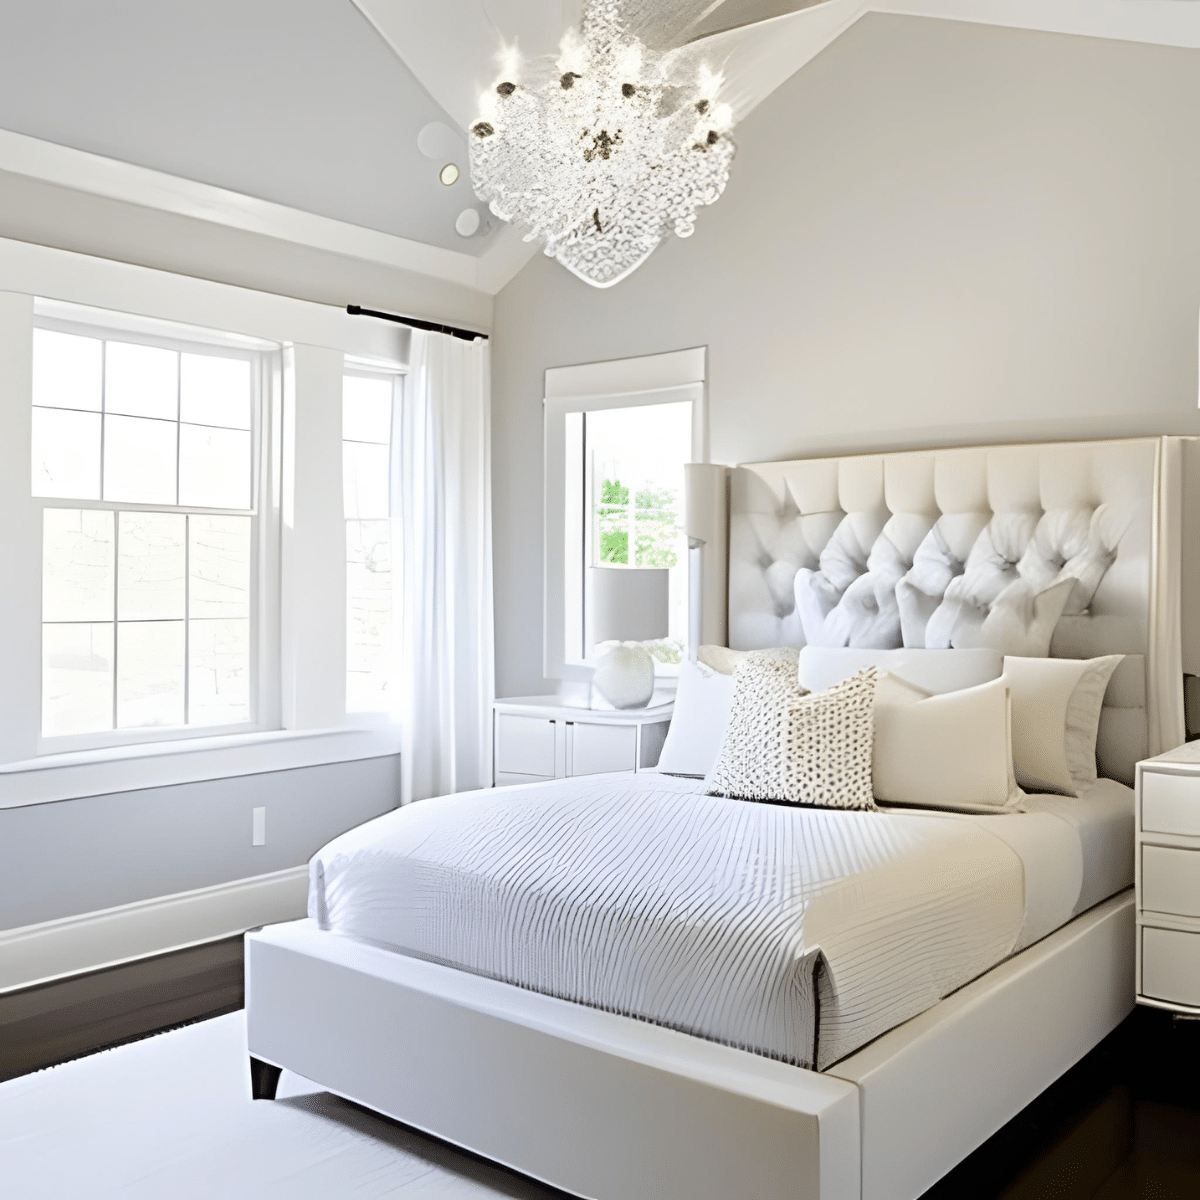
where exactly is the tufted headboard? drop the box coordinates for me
[726,438,1196,786]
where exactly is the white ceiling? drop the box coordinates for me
[354,0,1200,166]
[0,0,498,255]
[2,0,1199,292]
[353,0,856,132]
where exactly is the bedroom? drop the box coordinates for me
[2,1,1199,1197]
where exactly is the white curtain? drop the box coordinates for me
[395,330,494,803]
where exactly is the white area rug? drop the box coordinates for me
[0,1012,561,1199]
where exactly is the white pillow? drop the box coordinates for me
[798,646,1002,695]
[1003,655,1123,796]
[656,658,735,777]
[873,674,1025,814]
[707,659,878,810]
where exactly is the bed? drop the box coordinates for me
[246,436,1199,1200]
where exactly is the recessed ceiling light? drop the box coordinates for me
[455,208,482,237]
[440,163,460,186]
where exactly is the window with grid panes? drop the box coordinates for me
[33,325,264,739]
[343,372,396,714]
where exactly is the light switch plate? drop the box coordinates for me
[252,806,266,846]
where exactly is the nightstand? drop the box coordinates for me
[1136,743,1200,1016]
[492,693,674,787]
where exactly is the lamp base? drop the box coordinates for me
[591,643,655,709]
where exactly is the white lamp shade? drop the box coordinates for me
[589,566,669,645]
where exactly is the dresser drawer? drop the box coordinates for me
[1141,771,1200,837]
[495,714,557,777]
[1142,845,1200,918]
[1141,927,1200,1008]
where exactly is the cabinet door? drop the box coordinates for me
[495,771,548,789]
[495,713,556,778]
[569,722,637,778]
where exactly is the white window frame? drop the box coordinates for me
[342,364,403,725]
[0,241,413,800]
[543,348,707,683]
[31,310,283,755]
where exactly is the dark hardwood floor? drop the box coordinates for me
[920,1006,1200,1199]
[2,939,1198,1198]
[0,935,244,1083]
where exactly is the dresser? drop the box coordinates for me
[1136,743,1200,1016]
[492,694,674,787]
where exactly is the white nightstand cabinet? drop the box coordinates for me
[492,694,674,788]
[1136,743,1200,1016]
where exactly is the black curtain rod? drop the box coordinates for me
[346,304,488,343]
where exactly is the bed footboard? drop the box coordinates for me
[244,920,861,1200]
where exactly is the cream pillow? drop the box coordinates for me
[1002,655,1123,796]
[708,659,878,810]
[873,674,1025,814]
[698,644,799,676]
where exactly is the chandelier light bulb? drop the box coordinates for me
[468,0,737,288]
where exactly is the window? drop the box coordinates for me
[33,324,267,742]
[572,401,692,661]
[543,348,706,682]
[587,401,690,574]
[343,371,397,713]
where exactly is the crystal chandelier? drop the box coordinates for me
[469,0,736,288]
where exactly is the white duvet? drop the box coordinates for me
[310,772,1035,1069]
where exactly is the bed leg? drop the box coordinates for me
[249,1056,282,1100]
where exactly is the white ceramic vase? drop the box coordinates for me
[592,642,655,709]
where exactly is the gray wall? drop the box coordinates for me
[1,755,400,930]
[491,13,1200,699]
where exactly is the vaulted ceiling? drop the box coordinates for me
[0,0,497,254]
[1,0,1199,292]
[352,0,1200,178]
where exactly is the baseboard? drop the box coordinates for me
[0,865,309,994]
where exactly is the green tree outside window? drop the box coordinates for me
[595,477,678,569]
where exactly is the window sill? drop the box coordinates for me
[0,725,403,811]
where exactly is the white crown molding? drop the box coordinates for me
[0,126,512,295]
[871,0,1200,48]
[0,865,308,993]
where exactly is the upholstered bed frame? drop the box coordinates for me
[725,438,1196,783]
[246,437,1199,1200]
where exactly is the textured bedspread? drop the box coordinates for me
[310,773,1025,1069]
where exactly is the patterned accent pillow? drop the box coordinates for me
[708,657,879,810]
